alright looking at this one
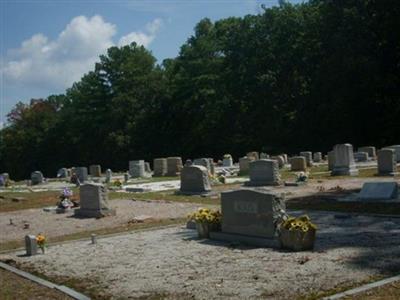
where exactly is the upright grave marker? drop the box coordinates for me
[153,158,167,176]
[378,149,397,176]
[290,157,306,172]
[245,159,280,186]
[331,144,358,176]
[75,183,116,218]
[179,165,211,195]
[210,189,286,246]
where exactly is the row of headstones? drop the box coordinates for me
[31,165,110,185]
[328,144,399,176]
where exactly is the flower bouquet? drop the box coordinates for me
[188,208,221,238]
[36,233,47,254]
[279,215,316,251]
[296,172,309,183]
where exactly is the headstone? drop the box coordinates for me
[144,162,152,174]
[193,158,211,171]
[387,145,400,162]
[1,173,9,181]
[239,157,251,175]
[331,144,358,176]
[166,157,183,176]
[328,151,335,171]
[260,152,269,159]
[129,160,145,178]
[31,171,44,185]
[153,158,167,176]
[280,154,288,164]
[179,165,211,194]
[300,151,313,167]
[75,167,88,183]
[354,152,369,162]
[89,165,102,177]
[378,149,397,176]
[219,189,285,238]
[290,157,307,171]
[124,172,129,183]
[246,151,259,161]
[57,168,68,178]
[0,173,9,187]
[358,146,376,159]
[208,158,216,176]
[105,169,112,183]
[358,182,398,201]
[25,235,38,256]
[244,159,280,186]
[271,156,285,168]
[75,183,116,218]
[222,154,233,167]
[313,152,322,163]
[184,159,193,167]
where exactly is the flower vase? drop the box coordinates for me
[196,222,210,239]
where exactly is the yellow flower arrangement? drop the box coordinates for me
[188,208,221,224]
[112,179,123,188]
[281,215,317,233]
[36,233,46,251]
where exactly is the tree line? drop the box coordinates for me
[1,0,399,180]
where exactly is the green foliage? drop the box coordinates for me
[1,1,400,179]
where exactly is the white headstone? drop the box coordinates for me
[331,144,358,176]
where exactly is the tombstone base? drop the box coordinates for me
[377,172,398,177]
[177,189,213,196]
[244,180,280,187]
[284,181,306,187]
[74,208,116,218]
[331,167,359,176]
[209,231,279,248]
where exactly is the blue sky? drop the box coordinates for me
[0,0,303,126]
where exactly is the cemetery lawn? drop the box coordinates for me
[0,268,72,300]
[0,191,65,212]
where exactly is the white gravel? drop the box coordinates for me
[12,211,400,300]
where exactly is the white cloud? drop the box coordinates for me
[1,16,162,92]
[118,18,163,47]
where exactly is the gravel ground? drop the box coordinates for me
[0,200,214,244]
[11,211,400,300]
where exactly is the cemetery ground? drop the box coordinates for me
[1,164,400,299]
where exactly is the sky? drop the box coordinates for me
[0,0,304,127]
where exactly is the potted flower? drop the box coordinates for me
[279,215,317,251]
[36,233,47,254]
[188,208,221,238]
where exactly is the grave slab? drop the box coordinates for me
[358,182,398,201]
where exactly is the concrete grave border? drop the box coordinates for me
[0,261,90,300]
[322,273,400,300]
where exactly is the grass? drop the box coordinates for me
[0,191,62,213]
[296,275,385,300]
[348,280,400,299]
[0,217,185,252]
[0,268,72,300]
